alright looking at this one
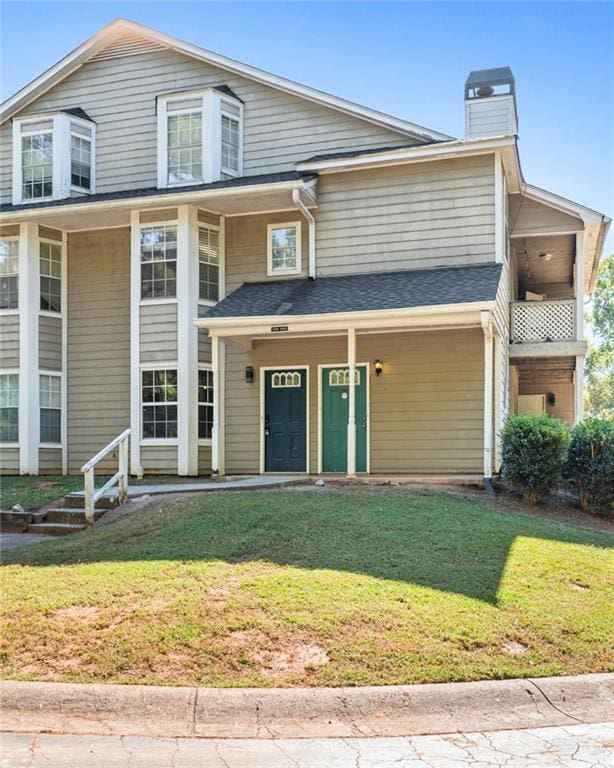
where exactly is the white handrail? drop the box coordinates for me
[80,429,130,525]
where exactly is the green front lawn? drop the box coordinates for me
[1,488,612,687]
[0,475,84,511]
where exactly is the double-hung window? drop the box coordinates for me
[198,368,214,440]
[158,89,243,187]
[70,130,92,191]
[267,222,301,275]
[40,241,62,312]
[21,128,53,201]
[142,369,177,439]
[140,224,177,299]
[198,225,220,303]
[0,239,19,310]
[0,373,19,443]
[40,374,61,444]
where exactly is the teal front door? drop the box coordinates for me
[264,369,307,472]
[322,365,367,472]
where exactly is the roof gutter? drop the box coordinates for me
[292,189,316,280]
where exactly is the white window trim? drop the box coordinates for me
[220,102,244,178]
[139,362,179,445]
[138,218,179,303]
[198,363,213,446]
[198,220,222,305]
[267,221,302,276]
[0,235,20,313]
[157,88,243,188]
[38,236,63,315]
[0,368,20,447]
[69,126,96,194]
[12,112,95,204]
[38,369,62,448]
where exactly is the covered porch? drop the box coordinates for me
[196,264,506,481]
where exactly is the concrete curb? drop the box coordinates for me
[1,673,612,739]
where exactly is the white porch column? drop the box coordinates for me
[346,328,356,477]
[493,331,503,473]
[177,204,199,476]
[574,355,585,425]
[211,334,222,475]
[129,211,142,477]
[18,222,39,474]
[481,312,494,479]
[574,231,585,341]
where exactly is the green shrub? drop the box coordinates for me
[564,419,614,511]
[501,413,570,504]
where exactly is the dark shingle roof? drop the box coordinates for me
[0,171,312,213]
[62,107,95,122]
[204,263,502,320]
[302,141,443,164]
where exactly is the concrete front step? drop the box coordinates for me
[62,495,119,510]
[0,510,47,532]
[46,508,105,524]
[28,521,86,536]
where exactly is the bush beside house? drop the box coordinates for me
[565,419,614,511]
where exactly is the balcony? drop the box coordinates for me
[510,300,583,358]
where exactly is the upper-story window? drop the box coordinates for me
[198,224,220,303]
[12,113,96,204]
[40,240,62,312]
[267,222,302,276]
[0,239,19,310]
[140,224,177,299]
[157,89,243,188]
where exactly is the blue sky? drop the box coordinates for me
[1,1,612,252]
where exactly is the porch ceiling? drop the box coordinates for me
[512,235,575,298]
[515,356,576,383]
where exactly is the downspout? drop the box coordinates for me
[292,189,316,280]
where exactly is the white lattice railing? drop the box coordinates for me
[510,300,576,343]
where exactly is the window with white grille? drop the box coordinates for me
[40,241,62,312]
[199,225,220,302]
[142,369,178,439]
[267,222,301,275]
[140,225,177,299]
[40,374,61,444]
[0,239,19,310]
[0,373,19,443]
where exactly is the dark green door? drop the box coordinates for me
[264,369,307,472]
[322,366,367,472]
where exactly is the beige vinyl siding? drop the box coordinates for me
[0,447,20,474]
[141,445,177,473]
[466,97,516,139]
[225,328,483,475]
[198,445,212,475]
[67,227,130,473]
[0,225,19,238]
[315,156,496,276]
[140,302,178,363]
[226,211,309,291]
[39,447,62,473]
[140,209,178,224]
[198,328,211,362]
[1,48,414,203]
[39,314,62,370]
[509,196,583,237]
[38,226,63,242]
[0,315,20,368]
[518,380,574,426]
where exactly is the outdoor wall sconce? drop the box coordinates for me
[374,360,383,377]
[245,366,254,383]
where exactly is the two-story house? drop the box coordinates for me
[0,20,609,484]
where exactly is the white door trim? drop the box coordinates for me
[259,365,310,475]
[317,363,370,475]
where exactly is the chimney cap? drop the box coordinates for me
[465,67,515,100]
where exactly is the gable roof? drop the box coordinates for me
[0,19,453,143]
[203,263,502,320]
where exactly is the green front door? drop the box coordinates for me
[264,369,307,472]
[322,365,367,472]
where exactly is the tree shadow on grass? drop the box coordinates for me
[4,489,612,604]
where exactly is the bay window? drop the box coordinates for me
[12,113,96,204]
[40,374,61,444]
[0,239,19,310]
[157,88,243,187]
[140,224,177,299]
[40,240,62,312]
[142,368,177,439]
[0,373,19,443]
[198,225,220,302]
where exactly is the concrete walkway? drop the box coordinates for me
[70,474,306,499]
[0,532,50,551]
[2,722,612,767]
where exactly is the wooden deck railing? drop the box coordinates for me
[80,429,130,525]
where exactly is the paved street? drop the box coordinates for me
[2,722,613,767]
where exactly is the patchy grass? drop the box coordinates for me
[0,474,214,511]
[0,476,84,511]
[1,488,612,687]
